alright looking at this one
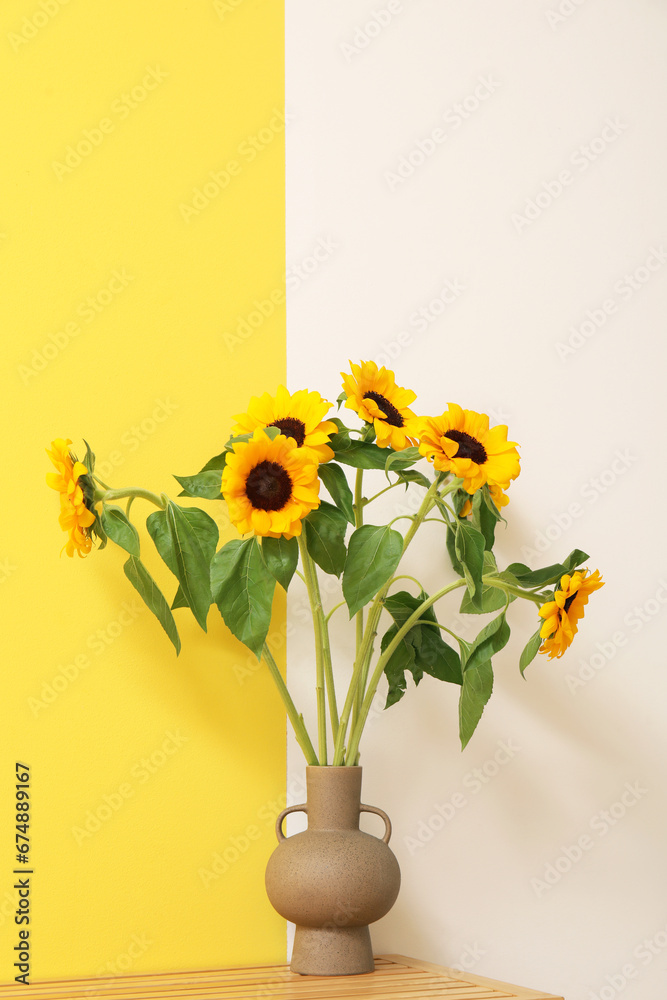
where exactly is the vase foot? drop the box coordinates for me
[290,924,374,976]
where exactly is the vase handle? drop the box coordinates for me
[360,803,392,844]
[275,803,308,843]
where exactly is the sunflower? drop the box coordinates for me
[538,569,604,660]
[221,428,320,538]
[340,360,420,450]
[232,386,336,464]
[46,438,97,558]
[419,404,520,494]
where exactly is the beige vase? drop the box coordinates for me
[265,765,401,976]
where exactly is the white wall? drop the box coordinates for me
[285,3,667,997]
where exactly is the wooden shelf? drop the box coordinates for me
[0,953,564,998]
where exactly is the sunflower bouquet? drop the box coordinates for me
[47,361,603,764]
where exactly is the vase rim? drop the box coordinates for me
[305,764,362,769]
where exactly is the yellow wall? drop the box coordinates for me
[1,0,286,980]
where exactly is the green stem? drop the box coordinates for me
[352,468,365,736]
[262,643,318,765]
[345,578,467,763]
[101,487,167,509]
[297,534,335,763]
[333,475,441,765]
[364,481,402,505]
[324,600,347,624]
[386,514,419,528]
[390,574,425,590]
[483,576,544,605]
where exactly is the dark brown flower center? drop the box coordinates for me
[245,461,293,511]
[444,429,487,464]
[268,418,306,447]
[363,391,404,427]
[563,591,578,614]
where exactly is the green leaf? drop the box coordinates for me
[100,504,140,557]
[384,446,421,479]
[329,417,350,437]
[395,468,431,490]
[382,590,462,693]
[317,462,355,525]
[454,520,486,606]
[482,486,505,523]
[171,585,188,610]
[166,503,218,630]
[381,625,420,707]
[336,391,347,409]
[459,583,509,615]
[224,431,253,449]
[459,659,493,750]
[450,489,473,517]
[147,504,219,631]
[342,524,403,617]
[519,627,543,677]
[493,567,521,588]
[82,438,97,473]
[330,435,416,471]
[446,522,463,576]
[507,549,589,589]
[459,552,517,614]
[472,489,497,551]
[174,471,223,500]
[224,426,281,451]
[303,502,348,577]
[261,535,299,591]
[198,450,227,473]
[328,434,386,469]
[123,556,181,654]
[464,611,511,674]
[210,538,276,659]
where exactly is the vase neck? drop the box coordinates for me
[305,766,362,831]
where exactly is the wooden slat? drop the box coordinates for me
[0,955,564,999]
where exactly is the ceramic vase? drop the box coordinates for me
[265,765,401,976]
